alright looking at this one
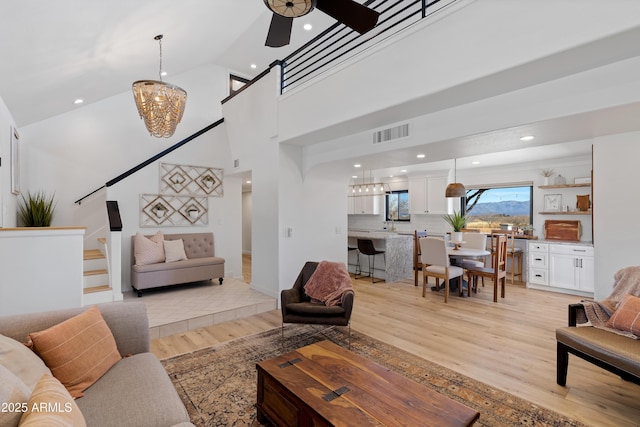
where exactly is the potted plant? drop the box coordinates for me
[17,191,56,227]
[442,210,467,242]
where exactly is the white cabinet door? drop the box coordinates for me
[409,176,447,214]
[408,178,427,214]
[426,176,448,214]
[578,256,595,292]
[353,195,380,215]
[550,253,580,290]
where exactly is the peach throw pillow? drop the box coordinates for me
[26,306,121,398]
[134,230,165,265]
[19,374,86,426]
[606,294,640,336]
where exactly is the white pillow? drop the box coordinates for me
[134,231,165,265]
[164,239,188,263]
[0,334,52,391]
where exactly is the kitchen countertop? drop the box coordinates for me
[533,240,593,246]
[347,231,411,239]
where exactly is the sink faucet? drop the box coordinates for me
[390,218,396,231]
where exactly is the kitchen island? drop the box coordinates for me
[348,231,413,283]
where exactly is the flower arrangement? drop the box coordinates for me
[540,169,555,177]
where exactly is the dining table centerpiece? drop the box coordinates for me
[442,210,467,242]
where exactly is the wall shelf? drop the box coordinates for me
[538,211,591,215]
[538,183,591,189]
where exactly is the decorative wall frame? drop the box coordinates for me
[10,126,20,195]
[160,163,223,197]
[140,194,208,227]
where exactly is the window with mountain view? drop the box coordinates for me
[463,185,532,231]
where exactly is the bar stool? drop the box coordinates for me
[356,239,385,283]
[348,246,361,277]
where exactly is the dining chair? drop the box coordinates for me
[419,237,463,303]
[459,232,489,286]
[491,229,523,284]
[466,234,507,302]
[413,230,429,287]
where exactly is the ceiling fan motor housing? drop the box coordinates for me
[264,0,316,18]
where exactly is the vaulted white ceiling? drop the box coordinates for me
[0,0,334,127]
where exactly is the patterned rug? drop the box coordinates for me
[161,325,586,427]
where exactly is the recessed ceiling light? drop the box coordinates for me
[303,23,312,31]
[471,161,480,165]
[416,154,426,159]
[160,71,167,77]
[352,175,358,179]
[400,169,407,173]
[354,164,361,168]
[389,175,394,178]
[73,99,84,105]
[246,180,252,184]
[250,64,257,69]
[520,135,535,141]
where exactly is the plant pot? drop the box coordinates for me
[451,231,463,242]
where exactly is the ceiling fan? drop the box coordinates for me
[264,0,380,47]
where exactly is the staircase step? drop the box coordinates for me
[98,237,107,245]
[83,249,105,260]
[83,285,111,294]
[84,269,108,276]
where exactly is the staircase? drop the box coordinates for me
[82,238,113,304]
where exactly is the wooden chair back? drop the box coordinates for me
[413,230,428,286]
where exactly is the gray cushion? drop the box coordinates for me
[76,353,190,427]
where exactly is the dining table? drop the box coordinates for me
[429,247,491,294]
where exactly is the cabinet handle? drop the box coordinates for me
[573,249,587,252]
[579,259,583,268]
[534,257,542,261]
[535,274,542,278]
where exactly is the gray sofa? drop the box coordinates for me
[0,302,194,427]
[132,232,225,297]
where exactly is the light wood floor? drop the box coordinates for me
[151,263,640,427]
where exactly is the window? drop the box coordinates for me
[462,185,532,231]
[386,190,410,221]
[229,74,249,96]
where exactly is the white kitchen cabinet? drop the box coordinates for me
[549,244,594,293]
[409,176,448,214]
[348,194,380,215]
[527,242,593,295]
[528,242,549,285]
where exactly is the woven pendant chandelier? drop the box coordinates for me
[132,35,187,138]
[445,158,466,197]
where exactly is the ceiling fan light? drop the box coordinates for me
[264,0,316,18]
[445,183,466,198]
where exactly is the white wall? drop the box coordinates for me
[242,191,252,255]
[278,0,640,149]
[593,131,640,300]
[0,96,18,227]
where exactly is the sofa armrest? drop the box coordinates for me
[100,302,150,355]
[341,291,355,321]
[568,303,585,327]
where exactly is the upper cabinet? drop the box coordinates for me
[408,176,448,215]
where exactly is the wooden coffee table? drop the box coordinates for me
[256,340,479,426]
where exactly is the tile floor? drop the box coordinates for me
[123,277,276,339]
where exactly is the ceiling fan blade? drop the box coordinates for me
[265,13,293,47]
[316,0,380,34]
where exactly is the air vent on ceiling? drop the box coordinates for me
[373,123,409,144]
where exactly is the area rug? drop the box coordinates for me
[161,326,586,427]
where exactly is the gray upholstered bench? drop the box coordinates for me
[131,232,225,297]
[556,303,640,386]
